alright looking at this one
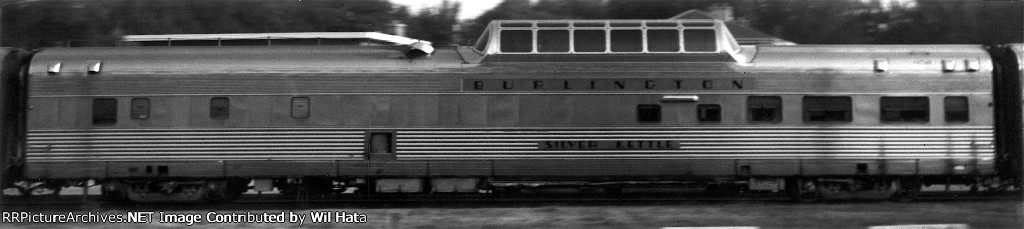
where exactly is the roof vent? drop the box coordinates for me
[405,41,435,59]
[47,62,61,75]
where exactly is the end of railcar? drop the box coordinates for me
[0,48,31,187]
[988,43,1024,186]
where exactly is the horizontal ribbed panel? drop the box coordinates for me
[396,127,995,160]
[26,128,365,162]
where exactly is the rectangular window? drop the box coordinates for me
[573,30,606,52]
[291,97,310,118]
[944,96,969,123]
[683,29,717,52]
[537,30,569,52]
[697,104,721,122]
[803,96,852,122]
[92,98,117,125]
[647,29,680,52]
[610,30,643,52]
[880,97,929,122]
[210,97,230,119]
[748,96,782,123]
[637,104,662,123]
[369,133,393,154]
[500,30,532,53]
[129,98,150,119]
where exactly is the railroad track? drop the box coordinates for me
[2,191,1019,210]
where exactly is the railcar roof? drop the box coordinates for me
[29,45,467,75]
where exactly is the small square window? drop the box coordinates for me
[610,30,643,52]
[537,30,569,52]
[944,96,969,123]
[573,30,606,52]
[647,29,680,52]
[637,104,661,123]
[130,98,150,119]
[92,98,117,125]
[500,30,532,53]
[748,96,782,123]
[210,97,230,119]
[683,29,717,52]
[881,97,929,123]
[697,104,721,122]
[291,97,310,118]
[803,96,852,122]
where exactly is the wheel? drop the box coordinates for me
[786,178,820,202]
[13,181,63,197]
[891,178,921,202]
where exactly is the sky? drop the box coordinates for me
[389,0,503,20]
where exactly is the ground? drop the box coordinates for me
[2,200,1020,228]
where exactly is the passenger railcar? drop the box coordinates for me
[1,19,1021,202]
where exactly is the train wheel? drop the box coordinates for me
[786,178,820,202]
[12,181,63,197]
[891,178,921,202]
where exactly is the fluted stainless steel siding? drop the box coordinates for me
[26,128,365,162]
[395,127,995,160]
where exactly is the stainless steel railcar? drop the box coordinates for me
[2,19,1021,202]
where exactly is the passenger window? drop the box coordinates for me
[803,96,852,122]
[369,133,394,154]
[944,96,969,123]
[697,104,721,122]
[748,96,782,123]
[210,97,230,119]
[129,98,150,119]
[92,98,117,125]
[291,97,310,118]
[610,30,643,52]
[647,29,680,52]
[683,29,717,52]
[637,104,662,123]
[880,97,929,122]
[537,30,569,52]
[573,30,606,52]
[500,30,532,53]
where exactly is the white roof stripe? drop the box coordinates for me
[122,32,429,45]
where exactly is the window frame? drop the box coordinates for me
[697,104,722,122]
[92,98,118,125]
[802,96,853,123]
[291,97,311,118]
[880,96,930,123]
[637,104,662,123]
[129,98,150,120]
[943,96,969,123]
[747,96,783,124]
[210,97,230,119]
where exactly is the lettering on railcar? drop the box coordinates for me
[464,78,754,91]
[539,140,679,150]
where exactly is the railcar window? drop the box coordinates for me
[129,98,150,119]
[573,30,606,52]
[500,30,532,53]
[647,29,680,52]
[637,104,662,123]
[747,96,782,123]
[880,97,929,122]
[802,96,852,122]
[697,104,721,122]
[369,133,393,154]
[537,30,569,52]
[92,98,117,125]
[210,97,230,119]
[683,29,717,52]
[291,97,310,118]
[610,30,643,52]
[944,96,969,123]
